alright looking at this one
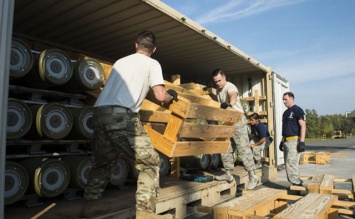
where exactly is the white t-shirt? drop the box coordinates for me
[95,53,164,112]
[216,81,243,113]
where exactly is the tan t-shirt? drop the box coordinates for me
[95,53,164,112]
[216,81,243,113]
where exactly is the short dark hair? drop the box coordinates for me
[136,31,156,53]
[283,92,294,99]
[212,69,225,77]
[250,113,260,120]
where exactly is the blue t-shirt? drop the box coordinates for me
[251,120,270,139]
[282,105,306,137]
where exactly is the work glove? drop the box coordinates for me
[220,102,232,109]
[279,142,285,151]
[297,142,305,152]
[167,89,178,102]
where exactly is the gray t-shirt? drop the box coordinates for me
[95,53,164,112]
[216,81,243,113]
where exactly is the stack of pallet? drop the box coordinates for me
[87,78,244,176]
[198,185,355,218]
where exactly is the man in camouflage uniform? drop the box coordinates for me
[212,69,258,190]
[81,31,176,218]
[279,92,306,186]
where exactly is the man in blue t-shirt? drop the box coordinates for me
[249,113,272,168]
[280,92,306,186]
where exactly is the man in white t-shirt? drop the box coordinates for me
[212,69,258,190]
[81,31,176,219]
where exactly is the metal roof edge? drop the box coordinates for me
[142,0,268,73]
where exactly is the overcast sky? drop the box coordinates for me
[161,0,355,116]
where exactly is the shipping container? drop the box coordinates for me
[1,0,289,218]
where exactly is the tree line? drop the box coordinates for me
[305,109,355,138]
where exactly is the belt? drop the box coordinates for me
[284,136,299,141]
[96,106,132,114]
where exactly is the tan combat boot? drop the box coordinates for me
[246,170,259,190]
[214,170,234,183]
[136,211,173,219]
[81,199,111,218]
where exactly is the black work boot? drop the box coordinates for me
[81,199,111,218]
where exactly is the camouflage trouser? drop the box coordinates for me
[221,114,255,172]
[83,106,160,213]
[284,139,301,184]
[249,138,265,162]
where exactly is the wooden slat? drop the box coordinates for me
[186,89,210,95]
[215,188,288,218]
[352,176,355,192]
[241,96,267,101]
[179,123,235,139]
[178,92,217,107]
[307,174,324,193]
[332,189,354,200]
[167,96,191,119]
[333,178,351,182]
[178,82,207,90]
[165,80,220,108]
[320,175,334,194]
[140,99,171,123]
[171,141,230,157]
[316,152,329,164]
[163,114,183,142]
[254,90,260,113]
[171,74,180,85]
[188,103,243,123]
[139,110,171,123]
[290,185,306,191]
[274,193,338,219]
[144,124,175,157]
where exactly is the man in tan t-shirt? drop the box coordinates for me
[212,69,258,190]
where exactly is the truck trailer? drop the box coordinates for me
[0,0,289,218]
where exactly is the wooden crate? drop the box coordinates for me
[197,187,355,219]
[156,178,237,218]
[197,188,292,219]
[144,80,243,158]
[273,193,338,219]
[290,175,355,201]
[299,151,330,165]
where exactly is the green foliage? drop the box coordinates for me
[305,109,355,138]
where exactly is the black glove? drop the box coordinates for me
[279,142,285,151]
[220,102,232,109]
[167,89,178,102]
[297,142,305,152]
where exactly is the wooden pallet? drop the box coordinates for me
[290,174,355,201]
[197,188,296,218]
[198,187,355,219]
[299,151,330,164]
[85,80,244,177]
[273,193,338,219]
[156,178,237,218]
